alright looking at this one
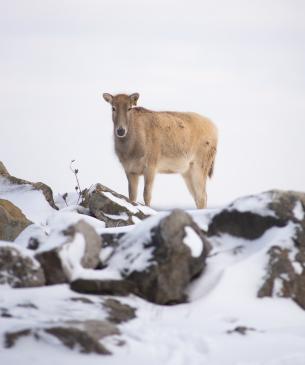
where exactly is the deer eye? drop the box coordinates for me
[128,107,132,111]
[112,106,116,112]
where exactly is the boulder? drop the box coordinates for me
[257,192,305,308]
[0,161,57,210]
[85,183,155,227]
[36,220,102,284]
[0,243,45,288]
[0,199,32,241]
[207,190,305,310]
[71,210,210,305]
[207,190,305,239]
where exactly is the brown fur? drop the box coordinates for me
[103,93,218,208]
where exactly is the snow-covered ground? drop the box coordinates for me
[1,184,305,365]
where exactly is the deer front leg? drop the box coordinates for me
[143,166,156,206]
[127,172,139,202]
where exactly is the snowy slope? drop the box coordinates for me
[1,187,305,365]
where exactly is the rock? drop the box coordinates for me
[71,210,210,305]
[36,220,102,285]
[0,199,32,241]
[0,244,45,288]
[103,298,137,324]
[35,247,67,285]
[62,220,102,270]
[0,161,9,176]
[207,190,305,239]
[4,320,118,355]
[207,190,305,310]
[0,161,57,210]
[71,278,136,296]
[86,183,155,227]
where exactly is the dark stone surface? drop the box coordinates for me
[0,245,45,288]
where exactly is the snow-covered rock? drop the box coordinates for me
[0,242,45,287]
[35,220,102,284]
[85,183,155,227]
[0,162,57,210]
[0,162,57,225]
[72,210,209,304]
[205,190,305,309]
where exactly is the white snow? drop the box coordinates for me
[183,226,203,257]
[227,192,276,217]
[58,233,86,281]
[103,192,140,214]
[293,201,305,221]
[107,212,169,275]
[0,177,55,226]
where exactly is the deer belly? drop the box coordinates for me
[157,157,190,174]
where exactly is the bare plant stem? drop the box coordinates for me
[70,160,82,205]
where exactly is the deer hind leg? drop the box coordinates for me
[182,166,196,201]
[127,172,139,202]
[143,166,156,206]
[189,161,209,209]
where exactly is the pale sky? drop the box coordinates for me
[1,0,305,208]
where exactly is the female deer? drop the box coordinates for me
[103,93,217,208]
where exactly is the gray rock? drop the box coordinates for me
[63,220,102,270]
[0,199,32,241]
[35,248,67,285]
[103,298,137,324]
[207,190,305,239]
[0,244,45,288]
[36,220,102,285]
[86,183,154,227]
[71,210,210,305]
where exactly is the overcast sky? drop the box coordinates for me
[1,0,305,209]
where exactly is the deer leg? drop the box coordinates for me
[189,163,208,209]
[182,168,196,201]
[127,173,139,202]
[143,166,156,206]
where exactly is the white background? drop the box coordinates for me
[1,0,304,209]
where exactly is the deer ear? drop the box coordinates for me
[103,93,113,104]
[129,93,139,106]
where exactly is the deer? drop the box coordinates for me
[102,93,218,209]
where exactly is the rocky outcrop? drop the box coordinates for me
[36,220,102,284]
[72,210,210,304]
[207,190,305,310]
[0,161,57,210]
[0,244,45,288]
[207,190,305,239]
[257,192,305,308]
[84,183,155,227]
[0,199,32,241]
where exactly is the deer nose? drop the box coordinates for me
[116,127,126,137]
